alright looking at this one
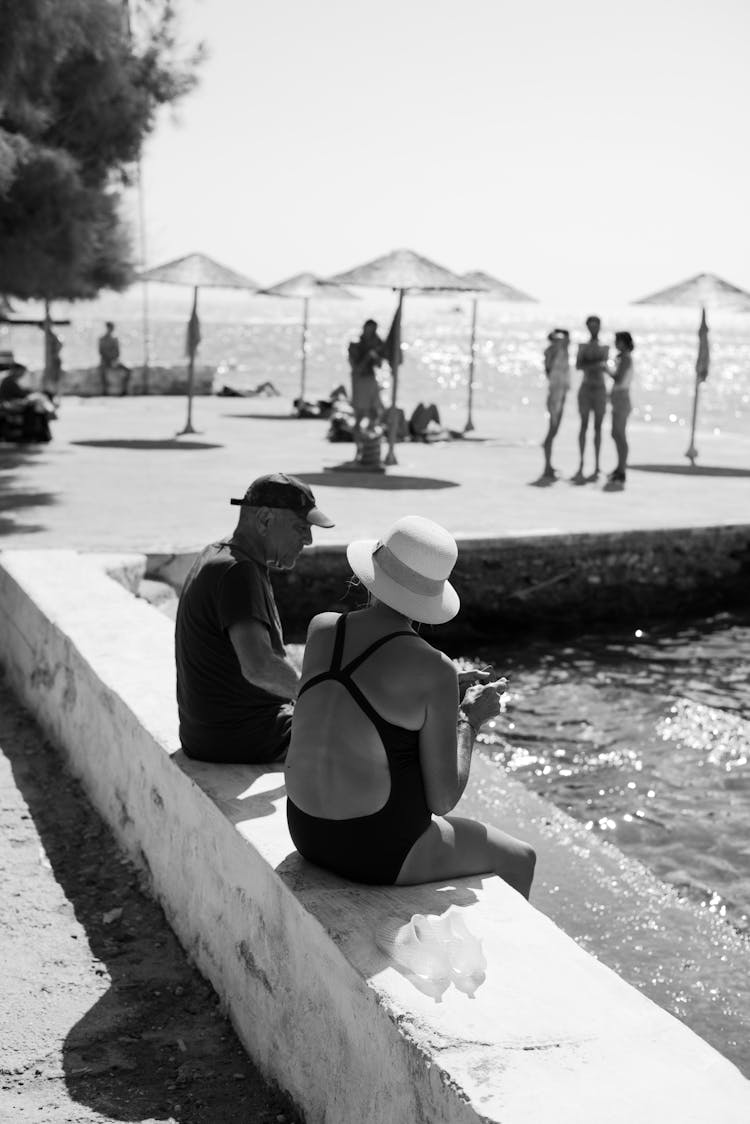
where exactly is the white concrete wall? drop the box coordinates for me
[1,549,749,1124]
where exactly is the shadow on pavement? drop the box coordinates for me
[0,680,300,1123]
[71,439,223,451]
[220,412,296,421]
[630,463,750,478]
[0,464,56,535]
[297,470,459,490]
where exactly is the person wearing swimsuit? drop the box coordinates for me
[284,515,536,896]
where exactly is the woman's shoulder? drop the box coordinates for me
[306,611,341,637]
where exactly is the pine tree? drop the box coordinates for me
[0,0,201,301]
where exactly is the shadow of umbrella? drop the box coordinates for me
[137,252,259,436]
[257,272,357,404]
[327,249,476,465]
[632,272,750,466]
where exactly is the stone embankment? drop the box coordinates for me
[56,365,216,397]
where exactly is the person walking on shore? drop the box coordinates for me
[97,321,130,396]
[607,331,635,486]
[175,473,335,764]
[541,328,570,479]
[574,316,609,481]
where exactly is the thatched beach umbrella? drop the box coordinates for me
[456,271,536,432]
[328,249,475,464]
[257,272,356,402]
[137,252,259,434]
[632,272,750,465]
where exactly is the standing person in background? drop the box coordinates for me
[347,319,385,429]
[607,331,635,486]
[574,315,609,481]
[98,321,131,396]
[540,328,570,480]
[41,327,64,396]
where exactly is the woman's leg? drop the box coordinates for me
[611,402,628,474]
[396,815,536,899]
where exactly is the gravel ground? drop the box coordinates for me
[0,672,303,1124]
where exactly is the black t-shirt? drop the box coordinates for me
[175,540,289,760]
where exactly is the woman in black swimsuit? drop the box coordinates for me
[284,515,536,896]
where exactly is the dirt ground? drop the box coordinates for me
[0,672,303,1124]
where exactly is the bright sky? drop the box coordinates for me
[136,0,750,307]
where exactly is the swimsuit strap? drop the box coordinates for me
[297,613,348,698]
[341,630,415,678]
[296,616,414,701]
[329,612,348,672]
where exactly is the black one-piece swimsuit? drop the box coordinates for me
[286,614,433,885]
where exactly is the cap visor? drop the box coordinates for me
[307,506,335,529]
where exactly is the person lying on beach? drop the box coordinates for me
[407,402,463,443]
[294,384,350,419]
[216,380,281,398]
[284,514,536,894]
[175,473,335,764]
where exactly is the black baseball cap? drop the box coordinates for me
[230,472,334,528]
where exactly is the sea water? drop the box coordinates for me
[2,292,749,437]
[459,609,750,1076]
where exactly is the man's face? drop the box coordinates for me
[586,317,601,336]
[263,509,313,569]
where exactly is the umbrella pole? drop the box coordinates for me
[300,297,309,402]
[385,289,404,466]
[685,378,700,465]
[465,297,478,433]
[179,285,199,436]
[686,307,709,467]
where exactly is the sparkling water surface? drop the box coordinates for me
[457,610,750,1076]
[4,294,749,436]
[466,611,750,934]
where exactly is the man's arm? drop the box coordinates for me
[228,618,300,700]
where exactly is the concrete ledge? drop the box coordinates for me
[147,523,750,639]
[1,550,749,1123]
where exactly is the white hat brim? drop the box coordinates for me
[346,538,460,625]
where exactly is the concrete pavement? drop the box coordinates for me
[1,395,748,554]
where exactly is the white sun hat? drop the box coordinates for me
[346,515,460,625]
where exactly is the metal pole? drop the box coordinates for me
[137,158,151,391]
[686,306,708,466]
[179,285,198,435]
[43,299,51,388]
[465,297,478,433]
[123,0,150,391]
[300,296,309,401]
[384,289,404,467]
[685,377,700,466]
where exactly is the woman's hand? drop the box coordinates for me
[456,663,493,700]
[460,679,506,731]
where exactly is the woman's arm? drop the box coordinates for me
[418,654,502,815]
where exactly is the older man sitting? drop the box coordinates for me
[175,473,335,764]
